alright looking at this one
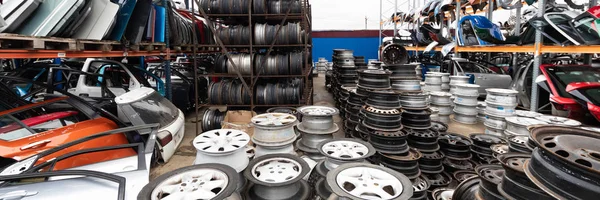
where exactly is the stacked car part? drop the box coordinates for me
[379,148,422,179]
[424,72,443,92]
[469,133,506,164]
[251,113,298,157]
[504,117,547,137]
[208,79,303,105]
[254,22,304,45]
[453,84,480,124]
[344,88,365,138]
[497,153,554,200]
[524,126,600,199]
[193,129,251,191]
[214,52,304,75]
[296,106,339,160]
[244,154,310,200]
[484,89,519,137]
[438,132,474,172]
[201,108,227,131]
[429,92,452,123]
[310,139,376,199]
[331,49,358,115]
[448,75,470,95]
[380,43,409,65]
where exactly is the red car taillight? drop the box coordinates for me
[157,131,173,147]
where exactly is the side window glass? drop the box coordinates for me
[0,116,31,141]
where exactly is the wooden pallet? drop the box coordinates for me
[0,34,77,50]
[131,42,167,52]
[76,39,122,51]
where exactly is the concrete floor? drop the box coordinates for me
[150,73,485,179]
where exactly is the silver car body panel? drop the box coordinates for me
[73,0,120,40]
[451,60,513,97]
[0,0,42,33]
[17,0,85,36]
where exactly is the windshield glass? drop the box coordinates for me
[545,66,600,98]
[546,13,584,43]
[571,15,600,42]
[124,92,178,127]
[582,88,600,105]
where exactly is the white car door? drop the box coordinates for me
[70,59,141,98]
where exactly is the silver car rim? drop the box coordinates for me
[299,105,338,116]
[251,113,297,126]
[151,169,230,200]
[251,157,303,183]
[335,167,404,199]
[320,139,374,169]
[194,129,250,155]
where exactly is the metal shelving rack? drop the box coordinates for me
[191,0,313,111]
[402,0,599,112]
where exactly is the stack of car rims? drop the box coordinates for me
[309,138,376,199]
[331,49,357,114]
[439,73,450,92]
[296,106,339,160]
[477,101,487,122]
[344,88,366,138]
[453,84,480,124]
[449,75,470,94]
[424,72,443,92]
[503,117,547,137]
[469,133,507,164]
[484,89,518,137]
[244,154,311,200]
[386,63,422,92]
[251,113,298,157]
[429,91,452,123]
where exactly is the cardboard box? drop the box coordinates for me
[221,110,256,138]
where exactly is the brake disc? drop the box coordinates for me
[379,148,422,180]
[524,126,600,200]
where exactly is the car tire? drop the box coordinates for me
[138,164,240,200]
[551,105,568,117]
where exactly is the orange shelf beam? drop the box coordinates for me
[541,45,600,54]
[0,50,170,59]
[456,45,535,53]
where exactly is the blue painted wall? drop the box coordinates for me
[312,37,380,63]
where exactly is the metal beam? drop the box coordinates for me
[530,0,545,112]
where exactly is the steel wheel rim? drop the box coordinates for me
[298,105,338,116]
[151,168,230,200]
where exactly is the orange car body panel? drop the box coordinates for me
[0,99,135,170]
